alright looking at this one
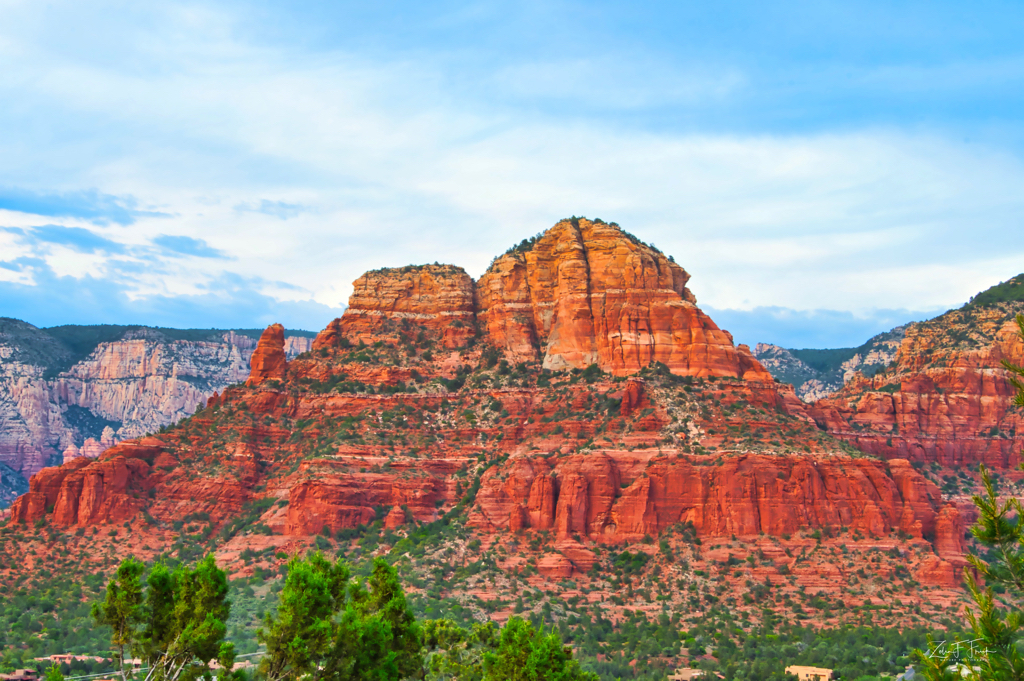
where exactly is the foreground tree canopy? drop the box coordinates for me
[95,552,596,681]
[92,554,239,681]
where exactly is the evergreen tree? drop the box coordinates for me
[327,557,423,681]
[91,557,144,681]
[482,617,598,681]
[422,619,497,681]
[258,554,423,681]
[93,554,237,681]
[257,552,350,681]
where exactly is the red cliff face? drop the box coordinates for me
[247,324,288,386]
[471,453,947,544]
[9,439,164,527]
[5,219,977,622]
[477,219,774,380]
[810,304,1024,468]
[314,265,477,351]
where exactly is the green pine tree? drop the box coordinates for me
[257,551,350,681]
[258,554,423,681]
[482,616,598,681]
[92,557,145,681]
[93,554,236,681]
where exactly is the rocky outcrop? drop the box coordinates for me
[809,304,1024,467]
[477,219,773,379]
[472,453,947,543]
[315,265,477,350]
[9,439,165,527]
[934,504,966,560]
[247,324,288,385]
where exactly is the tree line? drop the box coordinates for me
[79,552,597,681]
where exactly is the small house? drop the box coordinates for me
[0,670,39,681]
[668,669,704,681]
[785,666,835,681]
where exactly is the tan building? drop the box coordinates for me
[785,666,834,681]
[668,669,704,681]
[0,671,39,681]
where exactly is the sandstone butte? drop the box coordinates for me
[5,218,982,621]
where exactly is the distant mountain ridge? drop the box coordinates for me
[754,273,1024,402]
[0,319,315,506]
[753,326,905,401]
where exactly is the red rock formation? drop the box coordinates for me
[619,379,647,418]
[472,453,950,546]
[9,440,164,526]
[315,265,477,351]
[477,219,774,380]
[915,555,964,589]
[934,504,966,560]
[4,219,978,617]
[384,506,407,529]
[247,324,288,386]
[810,304,1024,467]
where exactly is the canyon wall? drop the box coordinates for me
[0,323,313,494]
[809,303,1024,468]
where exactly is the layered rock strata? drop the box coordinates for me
[810,304,1024,468]
[471,453,961,547]
[478,219,772,379]
[314,265,477,351]
[314,219,772,381]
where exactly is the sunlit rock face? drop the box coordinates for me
[477,218,772,380]
[809,303,1024,468]
[0,321,312,491]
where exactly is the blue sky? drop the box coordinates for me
[1,1,1022,348]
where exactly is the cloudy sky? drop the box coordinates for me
[1,1,1022,348]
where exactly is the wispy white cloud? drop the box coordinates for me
[0,1,1021,344]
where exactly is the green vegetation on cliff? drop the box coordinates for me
[964,273,1024,309]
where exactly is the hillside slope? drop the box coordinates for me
[3,220,973,658]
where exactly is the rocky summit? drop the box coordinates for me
[2,218,1012,675]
